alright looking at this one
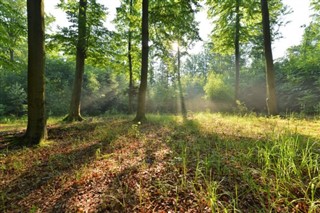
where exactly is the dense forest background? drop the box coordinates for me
[0,0,320,118]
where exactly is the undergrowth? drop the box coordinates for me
[0,113,319,212]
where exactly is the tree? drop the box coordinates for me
[276,13,320,114]
[128,0,135,114]
[234,0,240,101]
[206,0,259,103]
[51,0,109,121]
[149,0,200,57]
[134,0,149,122]
[64,0,87,121]
[176,43,187,119]
[24,0,47,144]
[0,0,27,63]
[115,0,142,114]
[261,0,278,115]
[149,0,200,119]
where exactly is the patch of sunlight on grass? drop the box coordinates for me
[192,112,320,140]
[47,116,65,125]
[39,140,55,147]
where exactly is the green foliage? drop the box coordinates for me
[183,75,206,100]
[276,19,320,114]
[114,0,142,87]
[4,83,27,116]
[0,0,27,85]
[206,0,257,54]
[49,0,111,66]
[44,57,130,116]
[149,85,178,113]
[0,0,27,65]
[82,71,129,115]
[149,0,201,56]
[204,72,233,102]
[45,57,74,116]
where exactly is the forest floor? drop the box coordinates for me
[0,113,320,212]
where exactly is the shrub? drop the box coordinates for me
[204,73,233,102]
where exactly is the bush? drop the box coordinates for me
[204,73,233,102]
[4,83,27,116]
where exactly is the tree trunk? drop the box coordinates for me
[261,0,278,115]
[65,0,87,122]
[9,48,14,61]
[134,0,149,122]
[177,44,187,119]
[234,0,240,102]
[24,0,47,144]
[128,0,134,114]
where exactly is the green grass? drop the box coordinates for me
[0,113,319,212]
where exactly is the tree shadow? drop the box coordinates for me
[0,130,27,150]
[0,119,132,212]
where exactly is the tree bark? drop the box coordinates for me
[25,0,47,144]
[128,0,134,114]
[234,0,240,102]
[134,0,149,122]
[65,0,87,122]
[177,44,187,119]
[9,48,14,62]
[261,0,278,115]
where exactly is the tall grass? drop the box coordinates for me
[158,113,320,212]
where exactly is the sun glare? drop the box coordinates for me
[171,41,179,52]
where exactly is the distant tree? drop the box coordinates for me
[127,0,135,114]
[0,0,27,116]
[206,0,261,103]
[149,0,200,119]
[150,0,200,56]
[115,0,141,114]
[0,0,27,63]
[24,0,47,144]
[177,44,187,119]
[234,0,240,101]
[261,0,278,115]
[134,0,149,122]
[276,12,320,114]
[51,0,109,121]
[64,0,87,122]
[45,57,74,116]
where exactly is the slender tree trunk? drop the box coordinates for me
[65,0,87,122]
[128,0,134,114]
[134,0,149,122]
[25,0,47,144]
[261,0,278,115]
[9,48,14,61]
[234,0,240,102]
[177,45,187,119]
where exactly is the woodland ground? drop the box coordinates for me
[0,113,319,212]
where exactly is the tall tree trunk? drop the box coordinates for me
[177,44,187,119]
[128,0,134,114]
[261,0,278,115]
[9,48,14,61]
[65,0,87,122]
[134,0,149,122]
[234,0,240,102]
[25,0,47,144]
